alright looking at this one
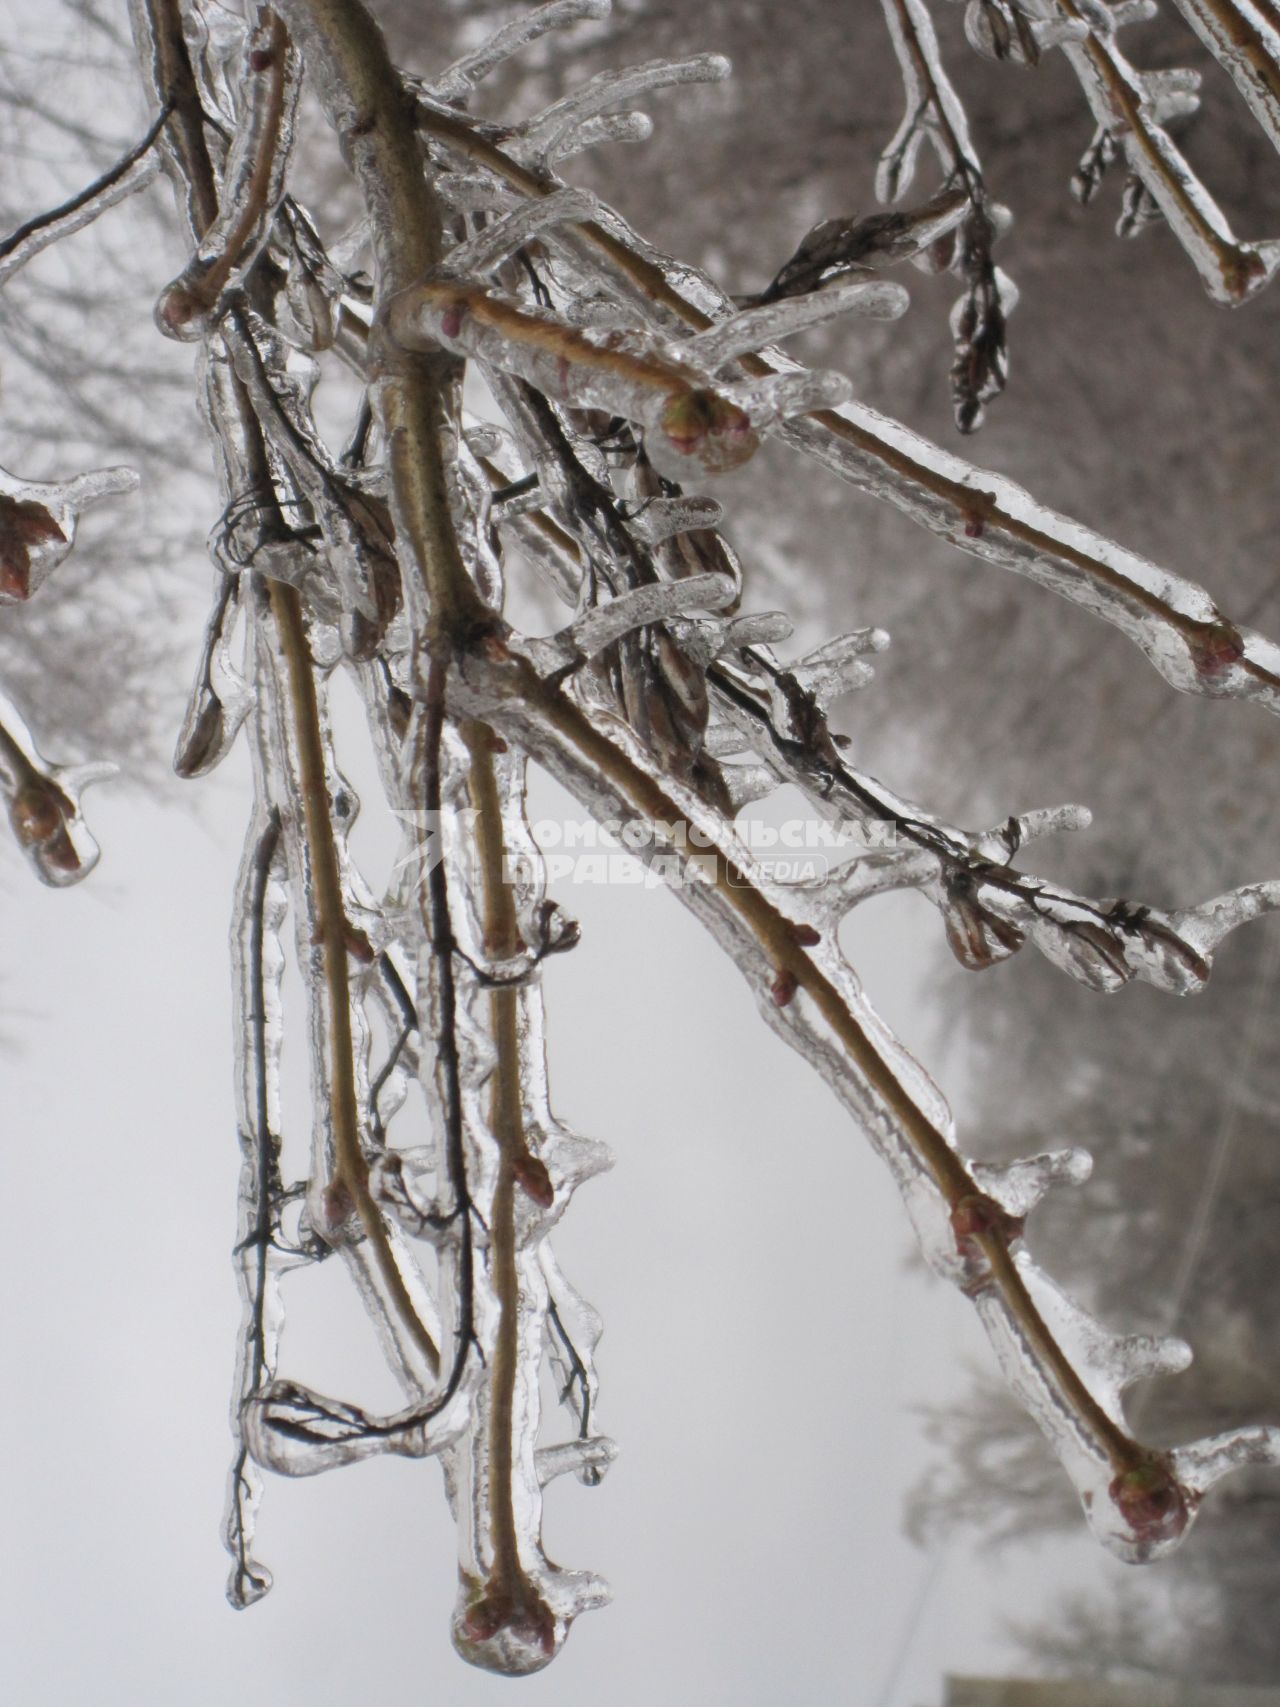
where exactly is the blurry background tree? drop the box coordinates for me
[5,0,1280,1693]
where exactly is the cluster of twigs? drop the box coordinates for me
[5,0,1280,1679]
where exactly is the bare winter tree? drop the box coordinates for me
[9,0,1280,1683]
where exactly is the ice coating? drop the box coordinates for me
[388,281,857,478]
[507,53,731,165]
[0,122,163,289]
[878,0,980,205]
[877,0,1015,426]
[156,7,301,341]
[428,0,613,107]
[1008,0,1280,304]
[779,395,1280,712]
[0,685,112,886]
[0,463,139,604]
[223,798,289,1607]
[962,0,1088,59]
[109,0,1280,1671]
[174,577,253,777]
[1167,0,1280,158]
[708,637,1280,988]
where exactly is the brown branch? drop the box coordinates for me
[413,104,1280,708]
[269,578,441,1376]
[461,644,1153,1488]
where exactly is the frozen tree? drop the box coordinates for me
[9,0,1280,1682]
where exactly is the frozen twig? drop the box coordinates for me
[0,101,169,287]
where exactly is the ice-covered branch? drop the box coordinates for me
[450,638,1277,1564]
[704,647,1280,991]
[0,102,169,287]
[97,0,1280,1678]
[156,7,300,339]
[999,0,1280,302]
[1168,0,1280,158]
[411,92,1280,710]
[878,0,1017,428]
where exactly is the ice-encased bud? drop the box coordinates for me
[452,1566,611,1676]
[0,463,138,602]
[0,688,113,886]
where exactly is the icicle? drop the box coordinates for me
[973,801,1092,862]
[624,494,723,546]
[156,10,301,340]
[1172,880,1280,959]
[721,611,794,652]
[441,187,601,280]
[509,54,731,165]
[720,761,781,811]
[1077,0,1159,28]
[1174,1426,1280,1507]
[802,847,939,917]
[549,110,654,162]
[784,627,891,706]
[567,573,735,656]
[731,367,855,420]
[534,1436,617,1486]
[0,463,139,603]
[970,1147,1093,1218]
[429,0,613,106]
[1139,66,1202,126]
[678,277,909,375]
